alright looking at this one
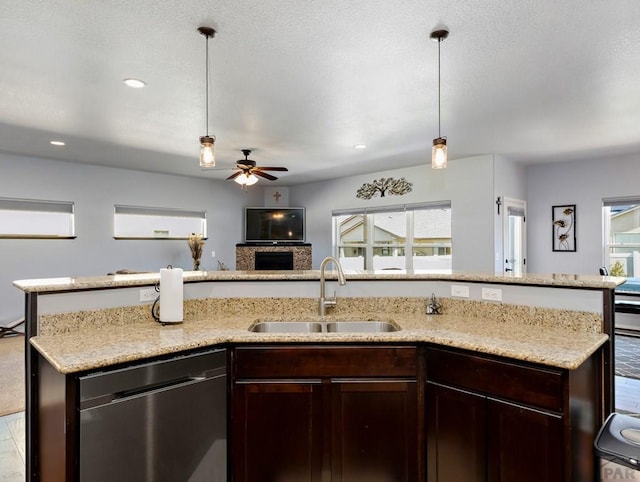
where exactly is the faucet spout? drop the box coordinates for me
[319,256,346,317]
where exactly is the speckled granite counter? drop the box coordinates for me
[14,269,625,293]
[30,297,608,373]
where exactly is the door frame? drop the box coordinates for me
[502,197,527,275]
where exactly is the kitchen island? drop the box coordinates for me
[15,270,623,482]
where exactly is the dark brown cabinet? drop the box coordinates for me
[232,345,422,482]
[426,346,601,482]
[233,380,323,481]
[427,383,564,482]
[331,379,418,482]
[427,383,486,482]
[487,398,563,482]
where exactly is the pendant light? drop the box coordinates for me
[198,26,216,168]
[430,29,449,169]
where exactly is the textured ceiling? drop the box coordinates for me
[0,0,639,185]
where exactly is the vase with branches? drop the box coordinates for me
[188,233,205,271]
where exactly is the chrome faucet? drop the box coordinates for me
[319,256,346,317]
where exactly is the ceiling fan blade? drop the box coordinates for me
[226,171,242,181]
[254,170,278,181]
[255,166,288,172]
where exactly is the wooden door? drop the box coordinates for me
[331,379,418,482]
[232,380,323,482]
[487,398,564,482]
[426,382,486,482]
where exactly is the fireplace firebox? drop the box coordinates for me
[254,251,294,270]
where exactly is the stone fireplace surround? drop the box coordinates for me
[236,243,312,270]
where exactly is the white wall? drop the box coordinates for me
[526,153,640,274]
[290,155,497,272]
[0,153,258,321]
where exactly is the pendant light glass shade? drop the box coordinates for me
[199,135,216,168]
[198,27,216,168]
[235,172,259,186]
[432,137,447,169]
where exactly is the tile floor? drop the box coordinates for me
[0,412,25,481]
[615,335,640,379]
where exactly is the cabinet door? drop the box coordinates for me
[487,398,564,482]
[331,379,418,482]
[232,380,323,482]
[426,383,486,482]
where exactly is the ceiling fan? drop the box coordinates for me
[226,149,288,185]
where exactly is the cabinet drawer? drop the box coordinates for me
[426,347,564,412]
[234,345,417,378]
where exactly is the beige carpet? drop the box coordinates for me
[0,336,25,416]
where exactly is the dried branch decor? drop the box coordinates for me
[188,232,205,270]
[356,177,413,200]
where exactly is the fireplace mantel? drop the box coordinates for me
[236,244,312,270]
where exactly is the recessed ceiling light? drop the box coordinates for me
[353,144,367,149]
[123,78,147,88]
[49,140,65,146]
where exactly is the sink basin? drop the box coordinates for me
[325,321,399,333]
[249,322,323,333]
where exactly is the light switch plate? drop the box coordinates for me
[451,285,469,298]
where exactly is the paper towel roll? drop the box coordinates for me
[160,267,183,323]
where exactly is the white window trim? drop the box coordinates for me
[333,202,452,271]
[0,197,75,238]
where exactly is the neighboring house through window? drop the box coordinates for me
[333,202,452,271]
[603,197,640,277]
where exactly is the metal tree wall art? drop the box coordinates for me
[552,205,576,252]
[356,177,413,200]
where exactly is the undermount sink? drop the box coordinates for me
[325,321,399,333]
[248,320,399,333]
[249,322,323,333]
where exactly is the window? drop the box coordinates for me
[603,197,640,277]
[333,202,452,271]
[0,197,75,238]
[114,205,207,239]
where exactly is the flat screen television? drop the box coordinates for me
[244,207,305,243]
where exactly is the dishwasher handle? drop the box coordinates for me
[80,372,225,410]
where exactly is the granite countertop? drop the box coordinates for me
[31,311,608,374]
[14,270,625,293]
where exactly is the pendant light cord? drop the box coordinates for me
[437,37,441,138]
[205,35,210,136]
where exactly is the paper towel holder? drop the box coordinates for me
[152,265,184,325]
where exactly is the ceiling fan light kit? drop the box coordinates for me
[235,172,259,186]
[430,28,449,169]
[226,149,288,189]
[198,26,217,168]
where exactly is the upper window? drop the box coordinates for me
[114,205,207,239]
[603,197,640,277]
[0,197,75,238]
[333,202,452,271]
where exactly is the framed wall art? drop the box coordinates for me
[552,204,576,252]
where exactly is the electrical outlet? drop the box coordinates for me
[211,250,216,258]
[139,288,157,302]
[482,287,502,302]
[451,285,469,298]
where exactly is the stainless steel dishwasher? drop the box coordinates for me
[78,348,227,482]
